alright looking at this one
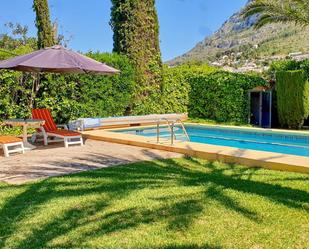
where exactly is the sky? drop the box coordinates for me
[0,0,247,61]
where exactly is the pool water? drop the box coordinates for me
[114,125,309,157]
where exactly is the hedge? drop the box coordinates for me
[276,70,309,129]
[268,59,309,79]
[0,53,191,124]
[155,64,217,114]
[0,52,136,124]
[0,58,266,127]
[187,71,267,123]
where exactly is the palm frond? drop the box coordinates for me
[241,0,309,29]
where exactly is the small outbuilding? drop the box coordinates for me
[248,86,275,128]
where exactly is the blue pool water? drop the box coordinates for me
[114,125,309,157]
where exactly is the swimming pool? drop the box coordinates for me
[114,124,309,157]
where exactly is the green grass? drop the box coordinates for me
[187,117,252,127]
[0,158,308,249]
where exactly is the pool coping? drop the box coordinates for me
[82,128,309,174]
[107,122,309,137]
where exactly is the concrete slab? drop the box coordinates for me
[0,139,182,185]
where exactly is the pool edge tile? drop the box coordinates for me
[82,130,309,175]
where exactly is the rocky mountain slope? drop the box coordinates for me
[168,2,309,68]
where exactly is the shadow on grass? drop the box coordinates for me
[148,244,221,249]
[0,155,308,248]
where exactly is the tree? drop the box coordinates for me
[110,0,163,113]
[33,0,55,49]
[242,0,309,29]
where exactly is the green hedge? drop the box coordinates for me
[276,70,309,129]
[154,64,216,114]
[187,71,267,123]
[0,58,266,128]
[0,53,136,124]
[268,59,309,79]
[0,53,191,124]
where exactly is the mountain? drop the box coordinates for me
[168,1,309,70]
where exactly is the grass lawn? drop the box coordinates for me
[0,158,308,249]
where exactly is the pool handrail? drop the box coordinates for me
[156,118,176,145]
[156,118,190,145]
[175,119,190,142]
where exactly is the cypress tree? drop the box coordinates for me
[33,0,55,49]
[276,70,309,129]
[110,0,163,113]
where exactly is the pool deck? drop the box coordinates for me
[0,140,182,184]
[82,129,309,174]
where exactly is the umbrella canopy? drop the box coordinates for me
[0,45,119,74]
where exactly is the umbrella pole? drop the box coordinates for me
[30,73,40,109]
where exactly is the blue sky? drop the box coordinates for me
[0,0,247,61]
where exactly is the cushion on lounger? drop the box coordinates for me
[47,130,81,137]
[0,136,22,145]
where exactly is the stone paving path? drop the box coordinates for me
[0,139,182,184]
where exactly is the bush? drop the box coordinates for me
[268,59,309,80]
[131,64,216,115]
[153,66,189,114]
[276,70,309,129]
[0,52,136,124]
[0,52,193,125]
[187,71,267,123]
[0,56,266,128]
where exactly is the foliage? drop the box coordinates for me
[141,64,266,124]
[268,59,309,79]
[0,23,266,127]
[110,0,163,112]
[0,158,308,248]
[132,64,217,115]
[0,53,136,124]
[268,59,302,79]
[187,117,252,127]
[276,70,309,129]
[187,71,267,123]
[33,0,55,48]
[241,0,309,29]
[0,23,37,60]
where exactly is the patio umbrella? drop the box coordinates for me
[0,45,120,74]
[0,45,120,111]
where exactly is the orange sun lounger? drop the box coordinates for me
[32,109,83,148]
[0,136,24,157]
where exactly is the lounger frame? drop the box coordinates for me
[35,126,83,148]
[0,141,25,157]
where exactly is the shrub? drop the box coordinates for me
[131,64,216,115]
[0,56,266,128]
[37,52,136,123]
[154,66,190,114]
[0,53,136,124]
[268,59,309,80]
[276,70,309,129]
[187,71,267,123]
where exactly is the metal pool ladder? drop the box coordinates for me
[156,118,190,145]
